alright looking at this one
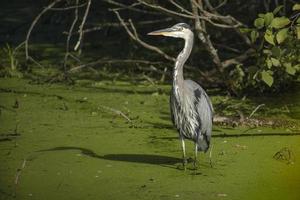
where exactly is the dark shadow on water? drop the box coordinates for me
[38,146,181,165]
[102,154,181,165]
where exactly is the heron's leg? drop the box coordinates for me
[180,136,187,170]
[194,142,198,169]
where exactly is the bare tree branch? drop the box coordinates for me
[190,0,224,73]
[63,0,79,75]
[103,0,159,15]
[63,18,173,35]
[48,2,87,11]
[74,0,92,51]
[137,0,195,19]
[113,10,175,62]
[69,59,164,73]
[222,48,255,68]
[25,0,63,60]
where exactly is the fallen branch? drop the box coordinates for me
[99,105,131,122]
[14,158,27,197]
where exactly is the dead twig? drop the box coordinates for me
[113,10,175,62]
[69,59,163,73]
[14,158,27,197]
[103,0,159,15]
[221,48,255,68]
[48,2,87,11]
[63,0,79,75]
[25,0,63,60]
[249,104,265,119]
[74,0,92,51]
[63,18,173,35]
[99,105,131,122]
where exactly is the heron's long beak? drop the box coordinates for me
[147,27,174,36]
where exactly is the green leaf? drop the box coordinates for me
[264,13,274,26]
[239,28,252,33]
[296,26,300,39]
[271,46,281,57]
[258,13,265,18]
[251,30,259,43]
[271,57,280,66]
[263,49,272,55]
[261,70,274,87]
[297,18,300,24]
[273,5,283,15]
[276,28,289,44]
[292,4,300,11]
[271,17,290,29]
[254,18,265,29]
[266,58,272,68]
[284,63,296,75]
[264,32,275,45]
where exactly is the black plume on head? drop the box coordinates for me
[173,23,191,30]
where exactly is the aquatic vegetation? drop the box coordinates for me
[0,78,300,200]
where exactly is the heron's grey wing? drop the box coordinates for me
[185,80,213,118]
[185,79,213,135]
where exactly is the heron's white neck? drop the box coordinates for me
[173,31,194,93]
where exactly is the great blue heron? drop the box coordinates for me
[148,23,213,169]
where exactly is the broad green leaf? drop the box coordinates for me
[297,18,300,24]
[292,4,300,11]
[251,30,259,43]
[264,13,274,26]
[261,70,274,87]
[271,57,280,66]
[271,17,290,29]
[264,32,275,45]
[271,46,281,57]
[296,26,300,39]
[276,28,289,44]
[284,63,296,75]
[254,18,265,29]
[273,5,283,15]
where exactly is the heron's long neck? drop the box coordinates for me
[173,33,193,93]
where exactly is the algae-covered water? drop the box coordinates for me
[0,78,300,200]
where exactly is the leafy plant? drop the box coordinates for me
[239,4,300,93]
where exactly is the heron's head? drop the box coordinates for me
[147,23,192,39]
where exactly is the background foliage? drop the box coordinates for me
[0,0,299,95]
